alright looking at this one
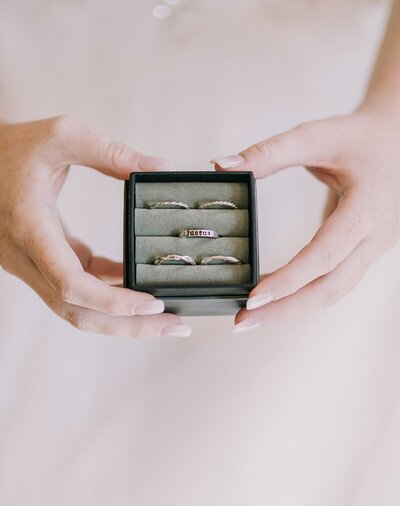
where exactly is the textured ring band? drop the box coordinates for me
[198,200,238,209]
[179,229,219,238]
[200,255,241,265]
[154,254,196,265]
[149,201,189,210]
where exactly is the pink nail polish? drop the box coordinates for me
[247,292,275,310]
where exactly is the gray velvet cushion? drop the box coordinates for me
[136,265,251,286]
[134,181,251,287]
[135,182,248,209]
[135,209,248,237]
[135,237,249,264]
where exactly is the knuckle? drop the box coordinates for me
[55,278,76,304]
[111,320,142,338]
[64,308,94,332]
[252,138,277,161]
[274,272,298,297]
[129,317,163,338]
[102,297,128,316]
[103,140,129,167]
[129,323,142,338]
[48,115,75,136]
[63,308,81,328]
[315,240,340,274]
[132,314,165,338]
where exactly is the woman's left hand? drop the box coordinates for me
[211,110,400,333]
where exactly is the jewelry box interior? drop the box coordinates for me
[124,171,259,315]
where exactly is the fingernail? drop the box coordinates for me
[233,318,262,335]
[162,324,192,337]
[138,156,175,171]
[210,155,245,169]
[134,299,165,315]
[246,292,275,310]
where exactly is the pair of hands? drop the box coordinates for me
[0,112,399,337]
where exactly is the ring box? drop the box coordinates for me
[124,171,259,316]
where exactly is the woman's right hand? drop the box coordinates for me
[0,116,191,338]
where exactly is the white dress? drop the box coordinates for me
[1,1,400,505]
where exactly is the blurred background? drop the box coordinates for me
[0,1,400,505]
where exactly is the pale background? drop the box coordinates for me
[0,1,400,505]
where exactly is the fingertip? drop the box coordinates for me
[210,162,225,172]
[232,318,263,335]
[134,299,165,316]
[209,155,245,170]
[246,291,275,310]
[234,307,248,324]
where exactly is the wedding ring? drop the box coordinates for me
[200,255,241,265]
[179,229,219,238]
[154,254,196,265]
[149,201,189,210]
[198,200,238,209]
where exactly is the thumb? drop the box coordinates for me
[211,120,336,179]
[53,115,174,180]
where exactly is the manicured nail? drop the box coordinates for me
[134,299,165,315]
[233,318,262,335]
[210,155,245,169]
[246,292,275,310]
[138,156,175,171]
[162,324,192,337]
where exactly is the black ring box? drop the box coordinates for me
[124,171,260,316]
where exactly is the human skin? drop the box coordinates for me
[0,117,191,337]
[1,6,399,339]
[211,0,400,334]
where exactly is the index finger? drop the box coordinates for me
[26,218,164,316]
[47,115,174,179]
[246,191,373,310]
